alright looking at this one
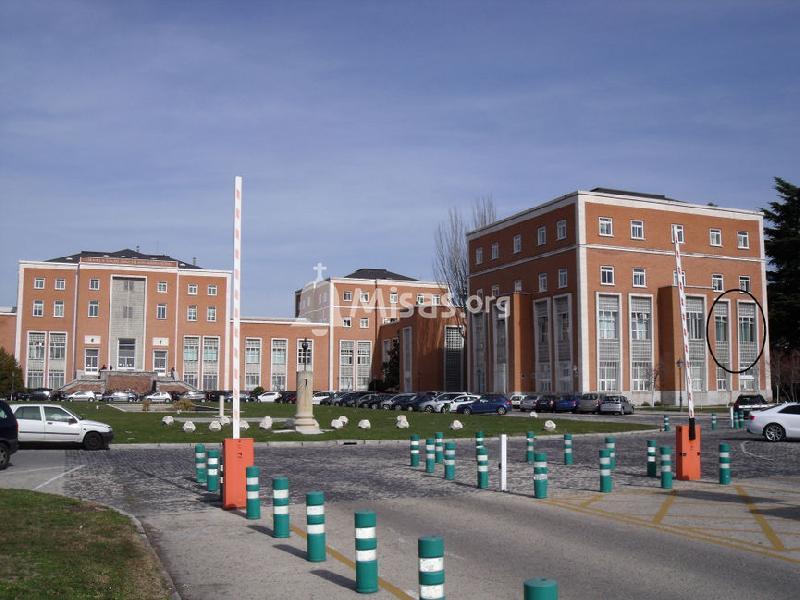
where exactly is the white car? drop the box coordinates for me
[257,391,282,403]
[312,392,334,405]
[66,390,97,402]
[11,403,113,450]
[144,391,172,403]
[747,403,800,442]
[445,394,480,413]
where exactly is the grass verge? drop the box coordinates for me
[60,401,655,443]
[0,489,171,600]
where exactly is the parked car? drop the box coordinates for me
[223,391,250,403]
[11,403,113,450]
[747,402,800,442]
[416,392,467,413]
[144,391,173,403]
[446,393,481,412]
[320,392,343,406]
[65,390,97,402]
[257,391,282,403]
[341,391,370,408]
[281,391,298,404]
[599,395,634,415]
[28,388,54,402]
[519,394,541,412]
[102,390,138,403]
[455,394,511,415]
[734,394,771,414]
[555,394,581,413]
[385,393,417,411]
[362,393,393,409]
[509,393,534,410]
[312,391,335,404]
[534,395,558,412]
[0,400,19,469]
[576,393,602,414]
[179,390,206,402]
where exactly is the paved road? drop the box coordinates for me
[2,427,798,599]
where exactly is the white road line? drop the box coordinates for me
[740,442,775,462]
[34,465,85,490]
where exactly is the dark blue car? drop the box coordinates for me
[455,394,511,415]
[554,394,581,413]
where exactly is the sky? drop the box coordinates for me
[1,0,797,316]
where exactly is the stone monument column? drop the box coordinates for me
[294,339,321,434]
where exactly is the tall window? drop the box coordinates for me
[208,284,217,296]
[55,278,65,290]
[88,300,99,317]
[85,348,99,374]
[601,266,614,285]
[339,341,354,390]
[709,229,722,246]
[558,268,568,289]
[390,292,398,304]
[188,283,198,295]
[153,350,168,375]
[598,295,620,391]
[537,226,546,246]
[630,296,653,391]
[514,280,522,292]
[671,224,684,244]
[207,306,216,322]
[715,303,730,391]
[491,242,499,260]
[297,339,313,371]
[632,268,646,288]
[156,304,167,320]
[673,270,687,287]
[49,333,66,361]
[360,317,369,328]
[271,339,287,390]
[712,274,724,292]
[32,300,43,317]
[475,248,483,264]
[739,276,751,292]
[556,219,567,240]
[89,278,100,290]
[538,273,547,292]
[118,338,136,369]
[737,231,749,249]
[513,234,522,253]
[187,305,197,321]
[417,293,424,305]
[599,217,613,236]
[357,341,371,389]
[28,333,45,360]
[183,336,200,388]
[244,338,261,390]
[630,220,644,240]
[53,300,64,317]
[202,337,219,390]
[738,303,757,390]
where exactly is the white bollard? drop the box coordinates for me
[500,434,507,492]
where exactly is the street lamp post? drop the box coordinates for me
[676,358,685,412]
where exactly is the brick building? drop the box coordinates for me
[467,188,770,405]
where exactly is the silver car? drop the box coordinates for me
[415,392,468,413]
[599,395,634,415]
[519,394,541,412]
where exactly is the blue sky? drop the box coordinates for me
[1,0,797,315]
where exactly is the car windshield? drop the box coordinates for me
[603,398,621,403]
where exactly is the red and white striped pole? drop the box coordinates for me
[673,226,696,439]
[232,176,242,439]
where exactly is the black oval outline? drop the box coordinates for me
[705,289,767,375]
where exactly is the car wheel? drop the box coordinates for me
[0,444,9,470]
[497,407,507,415]
[443,405,450,413]
[463,407,472,415]
[425,406,434,413]
[764,423,786,442]
[83,432,104,451]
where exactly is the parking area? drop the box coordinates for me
[2,427,798,599]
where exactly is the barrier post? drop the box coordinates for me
[444,441,456,481]
[410,434,420,467]
[711,413,717,431]
[435,432,444,464]
[729,405,734,428]
[306,491,326,562]
[605,436,616,470]
[475,431,484,460]
[524,578,559,600]
[600,449,612,493]
[477,446,489,489]
[663,415,670,432]
[425,438,435,474]
[272,476,290,538]
[563,434,573,465]
[418,537,445,600]
[206,448,220,493]
[195,443,207,484]
[719,442,731,485]
[526,431,535,464]
[646,440,657,478]
[533,452,548,499]
[245,465,260,520]
[354,511,378,594]
[660,446,673,490]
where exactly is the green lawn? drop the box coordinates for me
[62,401,655,443]
[0,489,171,600]
[636,404,729,412]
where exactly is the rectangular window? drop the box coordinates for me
[416,293,424,305]
[33,300,43,317]
[157,281,167,293]
[513,234,522,253]
[187,305,197,321]
[55,278,65,290]
[123,279,135,291]
[297,339,313,371]
[84,348,99,374]
[673,270,687,287]
[28,333,45,360]
[245,338,261,390]
[343,291,352,302]
[89,278,100,290]
[202,337,219,390]
[600,266,614,285]
[714,303,730,391]
[389,292,398,304]
[597,295,621,392]
[53,300,64,318]
[183,336,200,388]
[599,309,618,340]
[360,317,369,328]
[712,274,724,292]
[122,305,134,319]
[271,339,287,390]
[538,273,547,292]
[208,284,217,296]
[514,280,522,292]
[34,277,45,289]
[556,219,567,240]
[631,310,651,341]
[632,268,646,288]
[356,341,371,389]
[491,242,499,260]
[383,318,392,324]
[738,231,749,249]
[360,292,369,302]
[339,340,354,390]
[188,283,198,295]
[475,247,483,264]
[630,220,644,240]
[537,226,546,246]
[599,217,613,236]
[432,294,441,305]
[491,285,499,298]
[118,338,136,369]
[343,317,352,328]
[207,306,216,322]
[156,304,167,320]
[152,350,167,375]
[739,276,751,292]
[88,300,99,318]
[630,295,653,392]
[671,224,684,244]
[558,268,568,289]
[710,229,722,246]
[49,333,66,360]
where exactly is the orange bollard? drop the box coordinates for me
[675,425,701,481]
[222,437,255,509]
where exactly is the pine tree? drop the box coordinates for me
[763,177,800,349]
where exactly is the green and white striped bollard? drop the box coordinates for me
[410,434,420,467]
[444,441,455,481]
[272,476,290,538]
[599,449,612,493]
[477,446,489,489]
[534,452,548,499]
[418,536,444,600]
[206,448,220,493]
[246,466,261,520]
[526,431,535,464]
[218,452,224,499]
[663,415,670,432]
[306,491,326,562]
[355,511,378,594]
[524,578,558,600]
[434,432,444,464]
[660,446,673,490]
[605,436,616,470]
[425,438,435,474]
[564,434,573,465]
[711,413,717,430]
[646,440,657,478]
[475,431,484,460]
[194,443,207,484]
[719,443,731,485]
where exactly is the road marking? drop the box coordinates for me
[652,490,678,525]
[740,441,775,462]
[33,465,85,490]
[735,485,786,551]
[290,524,413,599]
[579,494,605,508]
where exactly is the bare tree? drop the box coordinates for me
[646,362,663,407]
